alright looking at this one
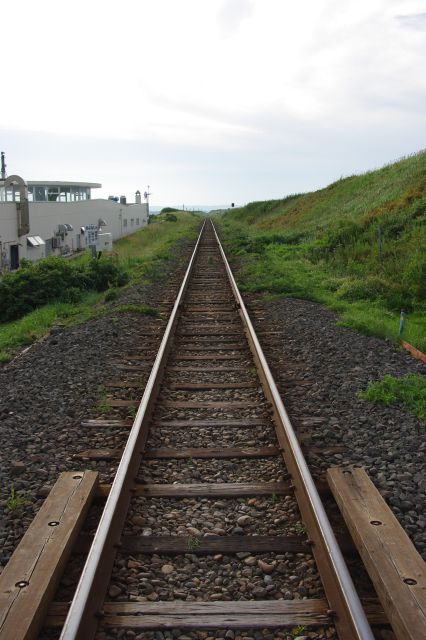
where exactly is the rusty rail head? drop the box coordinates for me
[60,220,206,640]
[210,220,374,640]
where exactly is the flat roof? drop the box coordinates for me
[28,181,102,188]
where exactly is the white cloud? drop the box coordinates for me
[1,0,425,203]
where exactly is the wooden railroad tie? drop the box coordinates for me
[46,599,387,630]
[75,446,280,460]
[97,481,294,499]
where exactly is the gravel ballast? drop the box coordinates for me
[1,233,424,640]
[246,295,426,560]
[0,240,195,566]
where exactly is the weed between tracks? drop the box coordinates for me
[94,387,113,414]
[5,487,28,512]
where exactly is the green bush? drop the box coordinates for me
[0,256,129,323]
[104,287,119,302]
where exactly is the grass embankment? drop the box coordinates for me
[0,212,200,362]
[217,151,426,353]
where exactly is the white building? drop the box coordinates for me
[0,175,149,270]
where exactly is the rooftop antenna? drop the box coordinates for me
[143,185,151,204]
[1,152,6,180]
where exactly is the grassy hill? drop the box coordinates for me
[217,151,426,352]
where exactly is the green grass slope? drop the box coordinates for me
[217,151,426,352]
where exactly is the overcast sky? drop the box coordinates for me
[1,0,425,207]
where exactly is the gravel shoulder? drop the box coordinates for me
[0,240,195,566]
[245,294,426,560]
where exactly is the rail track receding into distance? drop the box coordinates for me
[61,220,375,638]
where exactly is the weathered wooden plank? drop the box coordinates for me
[177,336,244,342]
[46,598,387,629]
[145,446,280,459]
[46,597,388,627]
[114,364,150,371]
[108,399,138,407]
[81,419,133,428]
[75,449,118,460]
[183,307,235,312]
[175,344,247,351]
[104,381,143,389]
[173,354,246,361]
[327,467,426,640]
[100,613,329,629]
[153,418,269,428]
[121,535,310,555]
[97,482,292,499]
[168,382,256,390]
[160,401,261,409]
[167,366,248,372]
[0,471,98,640]
[75,446,279,461]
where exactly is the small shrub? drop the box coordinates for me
[165,213,178,222]
[104,288,119,302]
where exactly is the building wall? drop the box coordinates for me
[0,199,148,267]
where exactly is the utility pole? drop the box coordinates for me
[1,152,6,180]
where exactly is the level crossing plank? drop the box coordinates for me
[327,467,426,640]
[0,471,98,640]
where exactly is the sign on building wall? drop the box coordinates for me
[84,224,98,245]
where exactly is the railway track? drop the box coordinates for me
[7,219,425,640]
[50,219,375,640]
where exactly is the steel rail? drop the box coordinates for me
[211,220,374,640]
[60,220,206,640]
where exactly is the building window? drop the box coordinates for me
[123,219,127,227]
[48,187,60,201]
[35,186,47,201]
[130,218,134,226]
[136,218,140,225]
